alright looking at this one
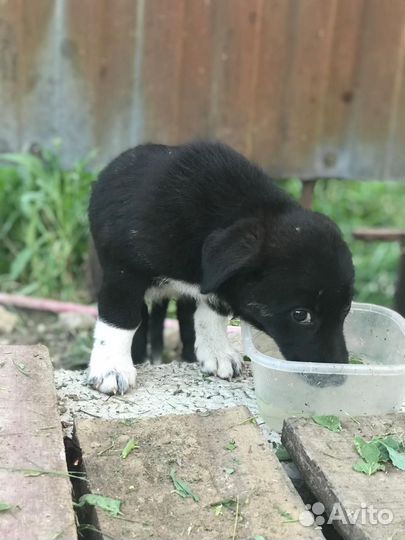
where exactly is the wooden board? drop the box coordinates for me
[282,415,405,540]
[352,228,405,243]
[75,406,324,540]
[0,345,77,540]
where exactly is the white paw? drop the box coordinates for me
[196,343,242,380]
[88,356,136,395]
[87,319,137,395]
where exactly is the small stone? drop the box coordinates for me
[0,306,18,334]
[58,312,95,331]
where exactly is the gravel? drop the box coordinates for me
[55,357,280,444]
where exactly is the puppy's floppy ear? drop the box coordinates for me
[201,218,263,293]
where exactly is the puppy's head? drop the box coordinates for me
[201,209,354,364]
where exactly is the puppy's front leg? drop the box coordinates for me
[194,301,242,379]
[88,321,138,394]
[88,271,149,395]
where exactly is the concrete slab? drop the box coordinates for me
[0,345,77,540]
[54,332,263,430]
[55,356,277,441]
[75,406,324,540]
[282,415,405,540]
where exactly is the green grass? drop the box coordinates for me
[0,143,97,301]
[0,144,403,307]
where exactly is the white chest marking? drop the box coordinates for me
[146,279,213,303]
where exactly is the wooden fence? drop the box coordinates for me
[0,0,404,179]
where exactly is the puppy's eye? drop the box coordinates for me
[291,309,313,326]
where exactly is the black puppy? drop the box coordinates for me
[88,141,354,394]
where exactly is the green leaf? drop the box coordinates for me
[0,503,13,512]
[279,510,293,519]
[0,153,44,175]
[275,444,291,462]
[75,494,122,517]
[354,435,405,470]
[213,504,223,516]
[254,536,266,540]
[385,446,405,471]
[209,498,237,510]
[170,469,200,502]
[12,358,31,377]
[225,440,237,451]
[312,415,342,432]
[121,439,139,459]
[349,356,364,364]
[371,440,390,462]
[377,435,404,452]
[354,436,382,463]
[353,460,385,475]
[10,247,33,280]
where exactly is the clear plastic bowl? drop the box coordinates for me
[241,302,405,431]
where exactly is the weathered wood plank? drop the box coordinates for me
[75,407,324,540]
[282,415,405,540]
[353,228,405,242]
[0,345,77,540]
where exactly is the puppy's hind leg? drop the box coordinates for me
[88,269,150,395]
[131,301,149,364]
[177,298,196,363]
[150,299,169,364]
[194,301,242,379]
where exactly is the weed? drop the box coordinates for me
[74,494,122,517]
[170,468,200,502]
[274,444,291,462]
[225,440,237,451]
[0,142,96,301]
[353,434,405,475]
[121,439,139,459]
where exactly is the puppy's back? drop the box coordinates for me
[88,141,293,277]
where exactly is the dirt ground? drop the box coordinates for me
[0,307,91,369]
[0,306,200,370]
